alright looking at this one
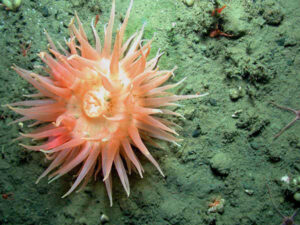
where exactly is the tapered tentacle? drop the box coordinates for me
[102,140,119,181]
[121,138,144,178]
[128,125,164,176]
[114,153,130,196]
[62,144,100,198]
[48,143,91,182]
[36,147,72,183]
[119,0,133,47]
[102,0,115,58]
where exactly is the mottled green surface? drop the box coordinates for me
[1,0,300,224]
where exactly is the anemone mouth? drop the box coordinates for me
[82,89,110,118]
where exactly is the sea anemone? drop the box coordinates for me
[8,0,206,205]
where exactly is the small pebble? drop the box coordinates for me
[100,214,109,224]
[229,88,240,101]
[294,192,300,202]
[192,128,201,138]
[292,176,300,186]
[208,98,217,106]
[184,0,194,7]
[210,152,232,176]
[244,189,254,196]
[41,6,50,17]
[14,0,22,8]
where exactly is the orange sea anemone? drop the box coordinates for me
[8,0,206,205]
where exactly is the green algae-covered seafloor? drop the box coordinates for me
[1,0,300,224]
